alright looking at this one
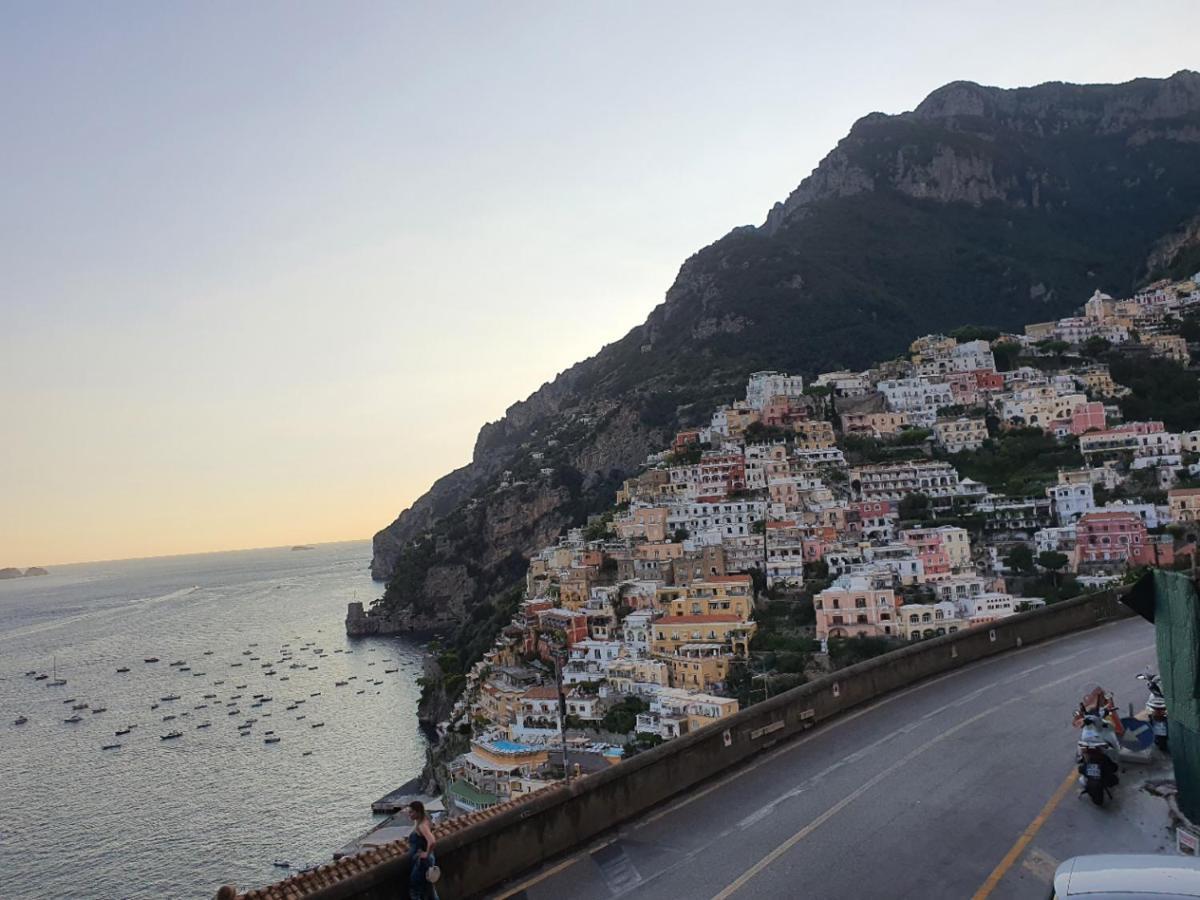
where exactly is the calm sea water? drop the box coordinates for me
[0,541,427,900]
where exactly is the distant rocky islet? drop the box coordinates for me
[0,567,49,579]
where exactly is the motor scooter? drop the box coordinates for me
[1138,671,1168,752]
[1073,687,1121,807]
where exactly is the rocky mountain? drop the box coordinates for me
[363,72,1200,660]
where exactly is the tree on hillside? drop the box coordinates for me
[1005,545,1036,574]
[898,492,931,520]
[1081,336,1111,358]
[1037,550,1070,585]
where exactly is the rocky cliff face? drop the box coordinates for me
[366,71,1200,652]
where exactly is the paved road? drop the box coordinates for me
[489,618,1167,900]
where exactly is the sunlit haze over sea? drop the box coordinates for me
[0,542,427,900]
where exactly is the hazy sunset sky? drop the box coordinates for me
[3,2,1198,566]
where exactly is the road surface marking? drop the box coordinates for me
[971,771,1077,899]
[1022,847,1061,883]
[709,642,1152,900]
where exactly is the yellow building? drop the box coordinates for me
[662,645,731,690]
[664,575,754,619]
[1169,488,1200,524]
[651,615,756,657]
[842,411,910,438]
[793,419,836,449]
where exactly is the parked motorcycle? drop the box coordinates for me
[1138,671,1169,752]
[1073,686,1121,807]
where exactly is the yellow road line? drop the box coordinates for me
[709,642,1151,900]
[972,770,1078,899]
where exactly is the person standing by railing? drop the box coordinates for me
[407,801,439,899]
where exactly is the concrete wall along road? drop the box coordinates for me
[250,588,1132,900]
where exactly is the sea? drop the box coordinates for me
[0,541,428,900]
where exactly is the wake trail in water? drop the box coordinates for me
[0,585,203,642]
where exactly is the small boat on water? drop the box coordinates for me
[116,667,130,673]
[203,650,213,656]
[24,670,36,676]
[296,715,306,721]
[307,666,318,671]
[91,707,107,714]
[264,670,277,676]
[273,860,291,869]
[309,692,320,697]
[161,731,182,740]
[213,680,225,685]
[264,730,275,735]
[235,684,247,689]
[334,681,348,687]
[239,730,251,737]
[168,660,185,667]
[162,714,177,721]
[279,676,289,681]
[14,716,28,725]
[231,662,243,667]
[34,674,48,681]
[179,667,191,672]
[196,722,212,729]
[160,694,180,702]
[62,698,77,704]
[264,736,281,744]
[64,715,83,724]
[242,650,252,656]
[72,703,89,710]
[150,703,160,710]
[203,693,217,699]
[192,671,205,677]
[355,689,365,695]
[102,743,121,750]
[302,751,312,757]
[194,704,207,710]
[228,709,240,716]
[144,657,159,663]
[259,696,272,703]
[230,694,242,700]
[384,668,398,674]
[311,722,325,728]
[115,728,132,736]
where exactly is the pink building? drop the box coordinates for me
[1074,511,1163,567]
[973,370,1006,393]
[901,530,952,580]
[814,574,899,641]
[1070,402,1107,436]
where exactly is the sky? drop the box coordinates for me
[3,1,1198,566]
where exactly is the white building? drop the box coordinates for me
[1046,482,1095,525]
[745,371,805,410]
[667,500,766,539]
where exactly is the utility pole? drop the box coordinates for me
[553,646,571,785]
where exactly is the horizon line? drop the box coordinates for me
[11,536,372,571]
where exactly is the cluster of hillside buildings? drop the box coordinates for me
[437,275,1200,817]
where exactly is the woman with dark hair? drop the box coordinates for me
[407,801,439,899]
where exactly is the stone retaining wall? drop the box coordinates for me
[239,588,1131,900]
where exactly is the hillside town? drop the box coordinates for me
[432,274,1200,817]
